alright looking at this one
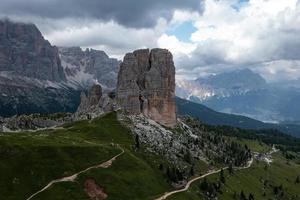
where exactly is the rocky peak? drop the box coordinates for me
[196,68,267,90]
[59,47,120,89]
[76,84,115,119]
[0,19,65,82]
[88,84,103,106]
[116,48,176,128]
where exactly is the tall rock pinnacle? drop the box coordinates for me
[116,48,176,127]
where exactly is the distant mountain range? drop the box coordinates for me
[176,97,300,138]
[176,68,300,124]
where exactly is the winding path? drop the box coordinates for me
[155,168,227,200]
[155,147,281,200]
[155,158,253,200]
[156,146,280,200]
[26,146,124,200]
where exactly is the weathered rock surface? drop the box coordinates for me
[0,19,65,81]
[0,20,80,117]
[117,48,176,127]
[0,117,3,132]
[59,47,120,89]
[76,84,115,119]
[125,114,251,179]
[129,115,205,166]
[0,113,73,132]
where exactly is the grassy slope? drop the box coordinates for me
[1,112,299,200]
[0,112,175,200]
[35,150,174,200]
[0,113,126,200]
[231,138,272,153]
[168,142,300,200]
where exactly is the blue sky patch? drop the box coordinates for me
[166,21,197,43]
[232,0,249,11]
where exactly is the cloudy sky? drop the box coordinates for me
[1,0,300,83]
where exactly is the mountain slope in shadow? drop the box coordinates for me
[176,97,300,138]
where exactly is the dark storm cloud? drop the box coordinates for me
[0,0,204,28]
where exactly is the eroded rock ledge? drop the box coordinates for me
[116,48,176,128]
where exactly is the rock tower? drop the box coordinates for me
[116,48,176,127]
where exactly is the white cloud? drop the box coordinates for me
[157,34,196,55]
[170,10,200,25]
[3,0,300,83]
[254,60,300,82]
[42,18,168,59]
[179,0,300,82]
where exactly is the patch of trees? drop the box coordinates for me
[203,124,300,152]
[220,168,225,183]
[296,175,300,184]
[183,150,192,164]
[283,151,296,160]
[134,134,140,149]
[197,178,219,198]
[184,117,252,167]
[272,184,285,197]
[158,162,194,183]
[196,170,228,199]
[165,166,184,183]
[232,190,255,200]
[224,142,251,166]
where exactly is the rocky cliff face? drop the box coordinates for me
[59,47,120,89]
[117,48,176,128]
[0,20,65,81]
[0,20,79,117]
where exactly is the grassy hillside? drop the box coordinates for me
[169,152,300,200]
[0,112,177,200]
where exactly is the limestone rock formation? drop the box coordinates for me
[76,84,115,119]
[117,48,176,128]
[0,20,80,117]
[0,113,73,131]
[0,117,3,132]
[0,19,65,81]
[59,47,120,89]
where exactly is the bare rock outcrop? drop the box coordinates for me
[116,48,176,128]
[0,117,4,132]
[0,113,73,132]
[59,47,120,89]
[76,84,115,119]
